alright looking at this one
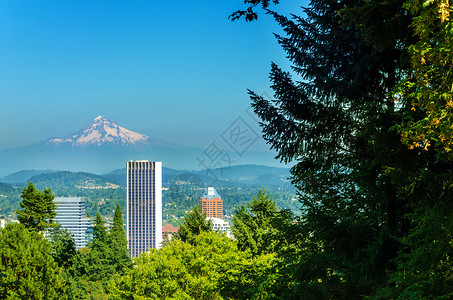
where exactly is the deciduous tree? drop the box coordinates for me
[110,231,277,300]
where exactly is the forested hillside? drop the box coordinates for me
[0,165,297,221]
[0,183,21,217]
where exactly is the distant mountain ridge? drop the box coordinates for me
[1,164,291,187]
[29,171,114,190]
[0,169,58,184]
[105,164,291,187]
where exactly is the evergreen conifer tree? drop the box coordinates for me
[49,225,78,272]
[232,189,278,256]
[88,213,113,282]
[108,204,131,274]
[177,205,213,243]
[92,212,107,248]
[232,0,453,297]
[16,182,56,232]
[0,223,65,299]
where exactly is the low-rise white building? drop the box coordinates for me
[0,217,6,228]
[208,217,232,238]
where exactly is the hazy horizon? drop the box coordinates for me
[0,1,306,153]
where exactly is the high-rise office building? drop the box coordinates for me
[54,197,91,249]
[199,186,223,219]
[127,160,162,258]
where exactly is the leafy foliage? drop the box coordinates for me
[110,231,277,300]
[176,205,213,243]
[107,204,131,274]
[248,0,412,293]
[230,0,280,21]
[0,183,21,218]
[0,223,65,299]
[383,170,453,298]
[16,182,57,231]
[5,0,453,296]
[237,0,453,297]
[232,189,278,256]
[88,213,113,282]
[55,207,131,299]
[49,224,78,272]
[396,0,453,154]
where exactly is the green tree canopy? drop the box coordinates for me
[0,223,65,299]
[396,0,453,154]
[176,205,213,243]
[88,213,113,282]
[16,182,57,232]
[107,204,131,274]
[110,231,277,300]
[236,0,453,297]
[92,212,107,249]
[67,208,131,299]
[49,224,78,272]
[231,189,278,256]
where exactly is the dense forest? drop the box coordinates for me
[0,183,21,218]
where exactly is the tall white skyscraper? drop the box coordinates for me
[54,197,91,249]
[127,160,162,258]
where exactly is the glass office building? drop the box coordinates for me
[54,197,91,249]
[127,160,162,258]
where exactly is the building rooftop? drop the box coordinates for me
[54,197,85,203]
[201,186,221,200]
[162,224,179,233]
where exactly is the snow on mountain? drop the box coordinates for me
[46,116,150,147]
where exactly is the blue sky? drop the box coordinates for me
[0,1,306,160]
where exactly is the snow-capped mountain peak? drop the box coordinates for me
[47,116,150,147]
